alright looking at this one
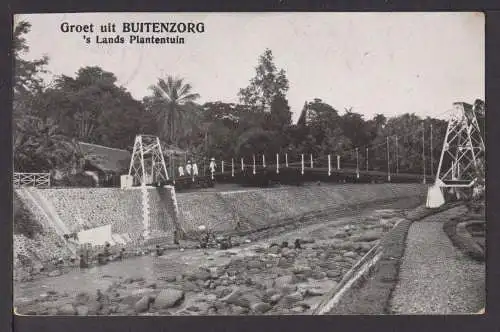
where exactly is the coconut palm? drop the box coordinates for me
[148,76,200,146]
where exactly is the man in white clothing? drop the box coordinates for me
[209,158,216,173]
[178,165,185,177]
[185,160,192,176]
[192,162,199,176]
[209,157,216,180]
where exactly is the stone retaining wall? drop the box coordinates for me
[177,183,427,237]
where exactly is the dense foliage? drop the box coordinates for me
[13,21,484,178]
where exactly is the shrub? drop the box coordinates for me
[54,172,96,187]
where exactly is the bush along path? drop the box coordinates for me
[443,215,485,262]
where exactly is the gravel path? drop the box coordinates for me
[390,219,485,314]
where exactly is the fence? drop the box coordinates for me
[13,172,51,188]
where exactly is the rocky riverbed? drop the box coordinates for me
[14,201,416,316]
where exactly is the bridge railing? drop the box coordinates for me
[13,172,51,188]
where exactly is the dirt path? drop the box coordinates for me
[390,212,485,314]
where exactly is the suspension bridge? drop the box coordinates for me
[125,101,485,207]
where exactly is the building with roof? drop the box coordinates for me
[78,142,131,187]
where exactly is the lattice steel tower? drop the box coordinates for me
[427,101,485,207]
[128,135,169,186]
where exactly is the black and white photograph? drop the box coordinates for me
[12,12,485,316]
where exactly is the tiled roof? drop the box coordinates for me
[78,142,131,173]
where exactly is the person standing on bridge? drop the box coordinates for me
[186,160,192,176]
[178,165,185,177]
[209,157,217,178]
[192,161,199,176]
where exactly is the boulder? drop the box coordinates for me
[333,232,349,239]
[326,270,341,278]
[357,242,373,252]
[222,289,260,309]
[268,246,280,255]
[48,270,62,277]
[134,296,151,313]
[269,293,282,304]
[57,303,76,315]
[311,271,327,280]
[283,291,304,304]
[305,288,326,297]
[74,292,91,305]
[247,260,264,270]
[277,258,292,268]
[221,288,242,304]
[343,251,358,259]
[279,284,298,294]
[86,300,102,315]
[350,230,383,242]
[182,281,201,292]
[292,265,312,275]
[186,269,211,281]
[251,302,272,314]
[75,305,89,316]
[231,305,249,315]
[274,275,296,289]
[162,275,177,282]
[153,289,185,309]
[257,279,275,290]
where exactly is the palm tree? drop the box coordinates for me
[148,76,200,146]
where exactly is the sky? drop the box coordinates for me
[16,12,484,122]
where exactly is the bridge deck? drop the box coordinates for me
[165,165,431,190]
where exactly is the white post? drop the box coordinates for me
[210,158,214,180]
[430,123,434,177]
[310,154,313,168]
[366,147,369,171]
[285,153,289,167]
[301,154,305,175]
[222,160,225,174]
[387,136,391,182]
[263,155,266,168]
[276,153,280,174]
[395,136,399,174]
[356,148,360,179]
[328,154,331,176]
[422,123,426,184]
[253,155,256,175]
[231,158,234,177]
[337,155,340,170]
[241,157,244,171]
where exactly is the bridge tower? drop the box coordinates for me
[128,135,169,186]
[426,101,485,208]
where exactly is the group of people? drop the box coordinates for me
[177,160,199,177]
[78,242,126,268]
[176,158,218,177]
